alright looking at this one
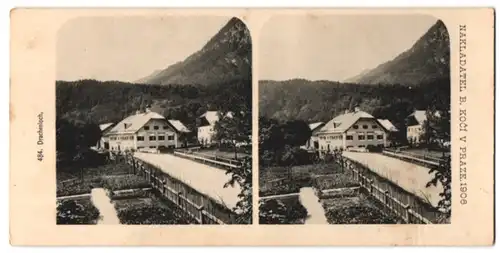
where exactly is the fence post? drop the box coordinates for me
[198,206,204,224]
[384,190,389,205]
[132,158,136,174]
[403,204,410,223]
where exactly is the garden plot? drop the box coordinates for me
[322,192,399,224]
[113,192,196,224]
[259,162,343,197]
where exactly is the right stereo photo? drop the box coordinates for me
[258,14,451,225]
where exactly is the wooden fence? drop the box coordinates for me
[333,154,444,224]
[123,153,237,224]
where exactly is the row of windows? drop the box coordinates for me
[137,145,176,149]
[408,127,421,133]
[319,135,342,140]
[137,135,174,141]
[346,134,383,140]
[144,125,169,131]
[352,124,378,130]
[319,134,384,141]
[110,136,133,141]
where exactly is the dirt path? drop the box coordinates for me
[91,188,120,225]
[299,187,328,224]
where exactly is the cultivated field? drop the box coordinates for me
[322,192,399,224]
[113,191,197,224]
[56,162,150,197]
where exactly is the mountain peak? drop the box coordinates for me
[137,17,251,86]
[347,19,450,86]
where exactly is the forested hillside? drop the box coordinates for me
[56,78,251,130]
[259,77,450,132]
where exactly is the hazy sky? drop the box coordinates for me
[259,15,438,81]
[57,16,231,82]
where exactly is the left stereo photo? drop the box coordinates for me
[55,16,253,225]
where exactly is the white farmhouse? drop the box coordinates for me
[406,110,427,144]
[302,122,325,150]
[314,108,392,152]
[104,109,190,152]
[197,111,234,146]
[96,122,114,150]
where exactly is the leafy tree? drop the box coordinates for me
[426,154,451,222]
[224,156,252,224]
[213,109,251,160]
[281,120,312,147]
[421,109,451,149]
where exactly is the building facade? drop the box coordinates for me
[406,110,427,144]
[95,122,114,150]
[197,111,234,146]
[313,108,392,152]
[303,122,325,150]
[104,110,190,152]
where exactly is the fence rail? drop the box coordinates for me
[334,155,438,224]
[124,154,234,224]
[173,150,242,169]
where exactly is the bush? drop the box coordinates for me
[366,145,383,153]
[56,199,100,224]
[259,198,308,224]
[280,146,314,166]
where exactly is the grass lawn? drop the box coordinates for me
[113,192,197,224]
[322,192,399,224]
[194,149,251,160]
[404,148,450,159]
[259,196,308,224]
[56,198,100,225]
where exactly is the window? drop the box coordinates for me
[163,126,168,130]
[362,125,368,129]
[372,125,378,129]
[353,125,359,129]
[137,136,144,141]
[154,126,159,130]
[367,135,374,140]
[158,135,165,141]
[358,145,365,148]
[149,136,156,141]
[346,135,353,140]
[130,136,134,140]
[149,146,156,149]
[168,135,174,141]
[377,135,383,140]
[358,135,365,140]
[144,126,150,130]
